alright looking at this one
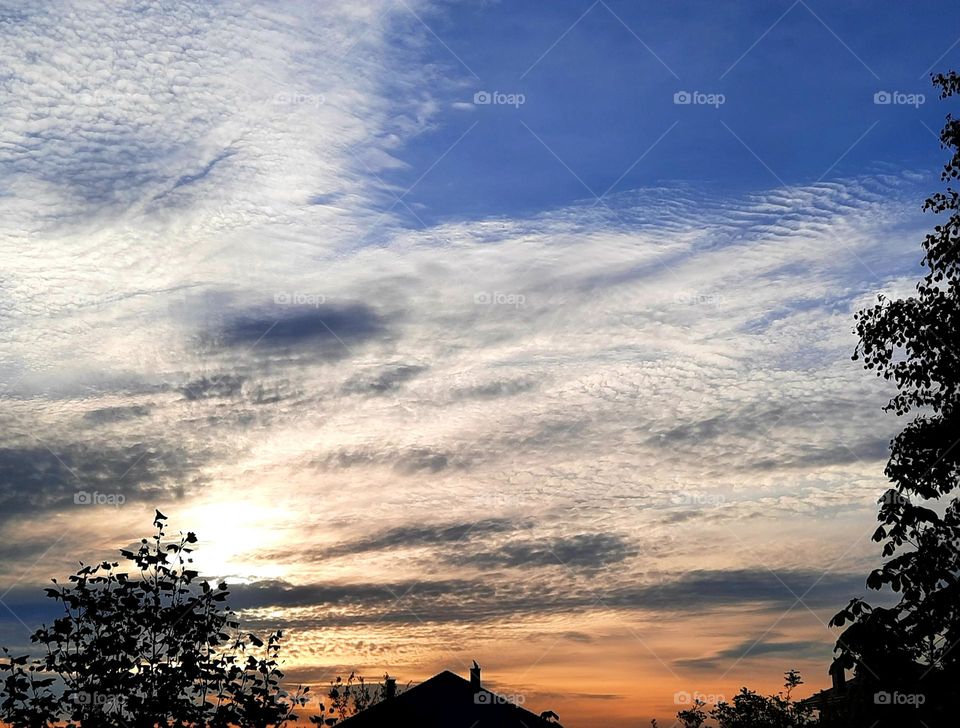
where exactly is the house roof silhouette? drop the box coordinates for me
[336,665,563,728]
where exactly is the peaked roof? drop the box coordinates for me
[335,669,562,728]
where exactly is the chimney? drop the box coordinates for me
[470,661,481,691]
[829,661,846,694]
[384,675,397,699]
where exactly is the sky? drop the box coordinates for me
[0,1,955,725]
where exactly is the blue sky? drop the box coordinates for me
[386,0,947,223]
[0,2,956,725]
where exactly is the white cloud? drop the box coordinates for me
[0,0,935,694]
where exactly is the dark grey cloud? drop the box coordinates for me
[7,127,180,208]
[323,518,523,558]
[0,442,200,521]
[661,511,702,524]
[179,374,245,401]
[0,566,873,648]
[749,437,890,471]
[245,379,295,405]
[174,372,297,406]
[342,364,426,395]
[674,637,829,672]
[650,401,892,473]
[0,588,59,653]
[451,378,538,400]
[83,405,152,424]
[603,569,866,613]
[447,533,637,570]
[657,416,727,445]
[534,690,622,702]
[217,304,385,351]
[169,148,237,192]
[218,568,865,628]
[393,447,455,474]
[312,445,472,474]
[226,578,498,615]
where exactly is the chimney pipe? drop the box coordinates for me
[829,662,846,694]
[470,661,481,691]
[384,675,397,699]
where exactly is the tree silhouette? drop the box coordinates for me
[676,697,707,728]
[0,511,309,727]
[312,672,397,725]
[829,70,960,727]
[678,671,814,728]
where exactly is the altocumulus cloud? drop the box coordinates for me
[0,0,934,687]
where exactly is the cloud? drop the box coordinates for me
[83,405,152,424]
[674,634,832,671]
[0,0,935,705]
[180,375,246,401]
[446,533,637,570]
[221,567,866,628]
[322,518,523,558]
[0,442,201,521]
[342,364,427,395]
[450,377,539,400]
[215,304,388,355]
[312,445,474,474]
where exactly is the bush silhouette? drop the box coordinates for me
[0,511,309,727]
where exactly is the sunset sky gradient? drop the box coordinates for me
[0,1,955,725]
